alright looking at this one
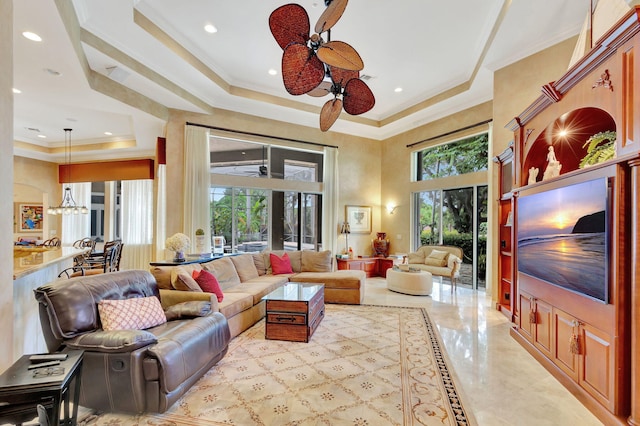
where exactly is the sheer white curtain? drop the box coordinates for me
[61,182,91,246]
[183,125,211,253]
[322,147,339,264]
[121,179,153,270]
[155,164,167,260]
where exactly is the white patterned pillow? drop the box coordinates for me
[98,297,167,331]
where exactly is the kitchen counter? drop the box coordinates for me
[13,246,85,280]
[12,246,86,361]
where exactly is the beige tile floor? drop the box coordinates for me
[364,276,604,426]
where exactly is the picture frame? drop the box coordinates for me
[17,203,44,232]
[345,205,372,234]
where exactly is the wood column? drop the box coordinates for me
[629,158,640,426]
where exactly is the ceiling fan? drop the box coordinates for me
[269,0,375,131]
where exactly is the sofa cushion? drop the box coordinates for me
[270,252,294,274]
[193,269,224,302]
[216,292,254,319]
[407,252,424,264]
[171,266,202,291]
[301,250,332,272]
[252,253,267,275]
[231,254,260,282]
[203,257,241,290]
[98,296,167,331]
[149,266,173,290]
[225,276,287,305]
[425,249,449,267]
[263,250,302,273]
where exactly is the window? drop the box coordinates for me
[416,133,488,181]
[209,136,324,253]
[211,187,268,253]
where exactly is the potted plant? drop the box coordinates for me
[579,131,616,168]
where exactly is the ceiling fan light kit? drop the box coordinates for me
[269,0,375,131]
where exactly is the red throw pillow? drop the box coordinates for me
[270,252,293,274]
[192,269,224,302]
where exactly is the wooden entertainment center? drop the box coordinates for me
[496,7,640,425]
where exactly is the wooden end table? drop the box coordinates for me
[0,350,84,426]
[263,282,324,342]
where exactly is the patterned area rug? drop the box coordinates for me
[81,304,474,426]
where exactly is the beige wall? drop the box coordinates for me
[13,156,60,240]
[1,0,13,372]
[165,108,381,257]
[493,36,579,155]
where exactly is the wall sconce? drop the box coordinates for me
[387,204,398,215]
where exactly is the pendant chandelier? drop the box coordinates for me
[47,128,88,215]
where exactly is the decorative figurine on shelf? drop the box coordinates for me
[372,232,390,257]
[542,146,562,180]
[527,167,539,185]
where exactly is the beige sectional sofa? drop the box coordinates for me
[150,250,365,338]
[402,245,463,287]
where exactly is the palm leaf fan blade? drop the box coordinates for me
[317,41,364,71]
[269,4,310,50]
[307,81,332,97]
[329,65,358,86]
[343,78,375,115]
[282,43,325,95]
[320,98,343,132]
[314,0,348,34]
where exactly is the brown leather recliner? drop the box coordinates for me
[34,270,230,414]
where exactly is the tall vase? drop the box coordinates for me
[195,235,206,255]
[372,232,390,257]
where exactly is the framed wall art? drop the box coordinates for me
[17,203,44,232]
[345,205,371,234]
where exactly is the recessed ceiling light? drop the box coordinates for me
[12,88,21,94]
[22,31,42,42]
[268,69,277,76]
[394,87,403,93]
[104,131,113,136]
[37,134,47,139]
[204,24,217,33]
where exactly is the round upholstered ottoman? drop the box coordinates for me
[386,269,433,296]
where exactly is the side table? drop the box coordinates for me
[0,350,84,426]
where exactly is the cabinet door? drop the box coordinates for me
[533,299,552,358]
[553,308,579,380]
[363,260,377,277]
[579,323,614,410]
[518,292,534,341]
[337,260,348,271]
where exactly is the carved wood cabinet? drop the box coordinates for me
[504,7,640,425]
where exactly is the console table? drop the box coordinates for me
[336,257,401,278]
[149,253,234,266]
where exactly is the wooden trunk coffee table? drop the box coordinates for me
[263,282,324,342]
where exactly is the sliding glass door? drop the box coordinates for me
[414,185,487,289]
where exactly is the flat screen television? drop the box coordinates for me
[517,178,609,303]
